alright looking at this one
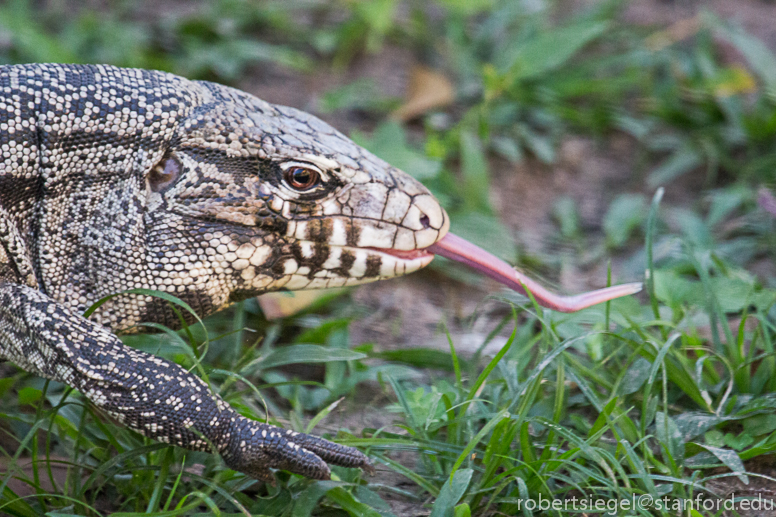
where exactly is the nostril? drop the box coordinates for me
[420,214,430,229]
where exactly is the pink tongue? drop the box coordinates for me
[426,233,642,313]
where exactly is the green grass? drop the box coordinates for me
[1,0,776,515]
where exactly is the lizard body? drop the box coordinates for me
[0,63,449,481]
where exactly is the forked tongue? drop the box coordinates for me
[427,233,642,313]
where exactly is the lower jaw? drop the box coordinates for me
[361,246,435,278]
[277,251,433,291]
[275,243,435,291]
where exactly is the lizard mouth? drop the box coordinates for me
[366,247,433,261]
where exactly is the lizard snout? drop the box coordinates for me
[399,193,448,250]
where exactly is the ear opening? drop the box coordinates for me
[148,154,182,193]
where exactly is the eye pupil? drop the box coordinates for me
[293,169,310,183]
[286,167,319,190]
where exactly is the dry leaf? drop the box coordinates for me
[645,15,701,51]
[257,288,346,320]
[392,65,455,122]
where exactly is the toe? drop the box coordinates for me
[284,429,373,472]
[222,418,334,480]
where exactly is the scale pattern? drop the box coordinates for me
[0,63,449,481]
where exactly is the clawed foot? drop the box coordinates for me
[222,416,374,483]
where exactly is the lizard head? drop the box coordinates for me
[145,86,448,300]
[144,80,640,314]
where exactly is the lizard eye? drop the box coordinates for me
[149,156,182,193]
[284,166,320,191]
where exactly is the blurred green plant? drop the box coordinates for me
[0,0,311,80]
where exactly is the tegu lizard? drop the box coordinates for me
[0,63,641,482]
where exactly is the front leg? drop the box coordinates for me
[0,282,372,482]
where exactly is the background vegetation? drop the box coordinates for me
[0,0,775,515]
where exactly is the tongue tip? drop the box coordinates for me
[539,281,644,313]
[620,282,644,295]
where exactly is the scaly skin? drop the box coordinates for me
[0,64,449,481]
